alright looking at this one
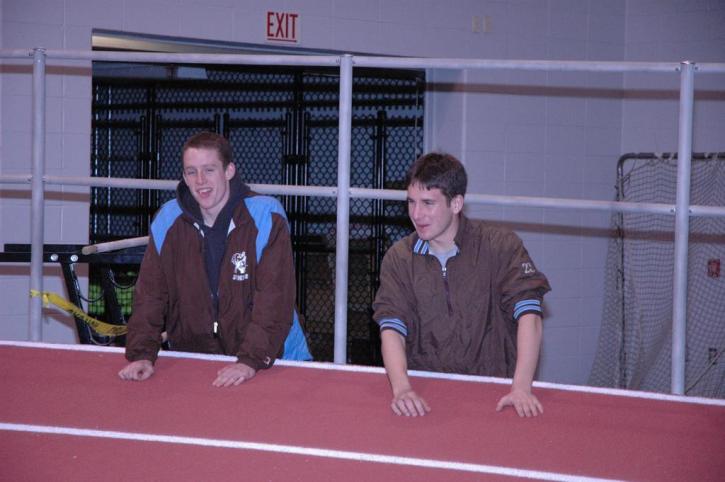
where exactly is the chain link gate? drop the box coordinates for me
[90,64,424,363]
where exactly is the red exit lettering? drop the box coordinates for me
[266,11,300,43]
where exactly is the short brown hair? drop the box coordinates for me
[405,152,467,203]
[182,132,233,168]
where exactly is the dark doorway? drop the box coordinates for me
[90,62,424,364]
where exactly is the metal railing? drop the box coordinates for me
[2,47,725,395]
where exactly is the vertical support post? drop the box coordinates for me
[29,48,47,341]
[334,54,353,364]
[671,61,695,395]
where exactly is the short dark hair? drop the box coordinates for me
[405,152,467,202]
[182,132,233,168]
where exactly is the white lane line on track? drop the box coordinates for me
[0,422,622,482]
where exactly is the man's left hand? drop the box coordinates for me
[496,387,543,417]
[213,362,256,387]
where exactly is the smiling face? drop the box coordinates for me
[182,147,235,226]
[407,182,463,253]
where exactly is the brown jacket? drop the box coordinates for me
[125,186,296,370]
[373,215,551,377]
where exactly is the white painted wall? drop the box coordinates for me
[457,1,629,383]
[1,0,723,385]
[622,0,725,152]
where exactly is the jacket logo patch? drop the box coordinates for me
[522,262,536,275]
[231,252,249,281]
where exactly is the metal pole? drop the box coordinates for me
[3,175,725,218]
[334,54,353,364]
[2,49,724,73]
[353,56,685,73]
[671,62,696,395]
[29,48,47,341]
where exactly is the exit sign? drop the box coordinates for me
[266,11,300,43]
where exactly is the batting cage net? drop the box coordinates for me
[590,152,725,398]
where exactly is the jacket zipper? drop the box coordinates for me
[211,291,220,338]
[198,223,220,339]
[212,226,233,340]
[442,265,453,316]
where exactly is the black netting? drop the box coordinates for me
[91,126,143,240]
[230,125,284,184]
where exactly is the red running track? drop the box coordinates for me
[1,341,723,481]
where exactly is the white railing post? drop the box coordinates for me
[29,48,47,341]
[671,61,696,395]
[334,54,353,364]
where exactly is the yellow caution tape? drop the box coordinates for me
[30,290,128,336]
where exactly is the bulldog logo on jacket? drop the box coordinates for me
[231,252,249,281]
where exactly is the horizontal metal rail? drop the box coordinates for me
[2,174,725,218]
[0,48,340,66]
[2,48,724,74]
[2,45,723,389]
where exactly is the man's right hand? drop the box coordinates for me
[118,360,154,381]
[380,329,430,416]
[391,387,431,417]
